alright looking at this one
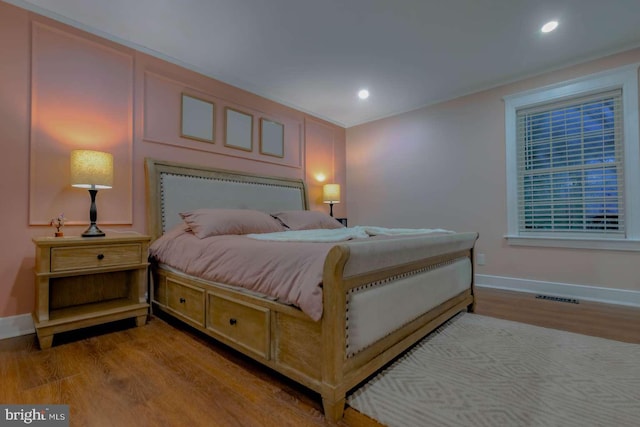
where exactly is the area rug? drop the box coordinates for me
[347,313,640,427]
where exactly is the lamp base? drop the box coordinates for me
[81,223,105,237]
[81,188,105,237]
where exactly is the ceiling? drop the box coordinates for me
[9,0,640,127]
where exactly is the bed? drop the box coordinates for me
[145,158,478,421]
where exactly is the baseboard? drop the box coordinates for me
[0,313,35,340]
[475,274,640,308]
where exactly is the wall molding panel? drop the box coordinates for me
[142,70,303,169]
[305,117,341,211]
[29,21,134,225]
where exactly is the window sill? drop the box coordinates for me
[504,235,640,251]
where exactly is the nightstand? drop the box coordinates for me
[32,233,150,349]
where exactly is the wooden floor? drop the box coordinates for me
[1,287,638,426]
[473,287,640,344]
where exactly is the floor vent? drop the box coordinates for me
[535,294,579,304]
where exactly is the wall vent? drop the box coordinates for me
[535,294,579,304]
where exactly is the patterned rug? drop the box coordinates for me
[347,313,640,427]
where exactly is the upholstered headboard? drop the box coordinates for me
[145,158,308,240]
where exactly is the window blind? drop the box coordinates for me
[516,89,624,236]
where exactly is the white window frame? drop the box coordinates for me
[504,64,640,251]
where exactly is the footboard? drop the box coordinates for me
[319,232,478,420]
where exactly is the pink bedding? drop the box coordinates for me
[150,226,334,321]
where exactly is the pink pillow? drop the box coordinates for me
[180,209,285,238]
[271,210,345,231]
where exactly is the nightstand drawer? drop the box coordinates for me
[207,294,270,360]
[167,279,205,326]
[51,243,142,272]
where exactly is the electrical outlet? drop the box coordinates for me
[476,253,486,266]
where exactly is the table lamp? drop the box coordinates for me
[322,184,340,217]
[70,150,113,237]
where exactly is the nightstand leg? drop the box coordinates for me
[135,315,147,327]
[38,334,53,350]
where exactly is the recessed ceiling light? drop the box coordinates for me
[541,20,558,33]
[358,89,369,100]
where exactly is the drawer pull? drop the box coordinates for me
[97,253,104,260]
[229,318,237,326]
[179,298,186,303]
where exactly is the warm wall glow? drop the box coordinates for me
[323,184,341,203]
[315,173,327,182]
[70,150,114,189]
[39,108,126,149]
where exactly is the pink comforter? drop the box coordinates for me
[149,226,334,321]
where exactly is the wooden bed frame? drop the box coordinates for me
[145,158,478,421]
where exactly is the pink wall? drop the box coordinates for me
[0,3,346,318]
[347,48,640,293]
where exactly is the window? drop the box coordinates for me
[519,91,623,234]
[504,64,640,250]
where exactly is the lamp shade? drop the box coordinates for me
[322,184,341,204]
[70,150,114,189]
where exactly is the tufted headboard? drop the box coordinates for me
[145,158,308,240]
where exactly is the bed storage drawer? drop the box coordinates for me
[167,279,205,326]
[207,293,270,360]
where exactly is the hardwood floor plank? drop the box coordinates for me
[474,287,640,344]
[0,347,21,403]
[160,340,326,426]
